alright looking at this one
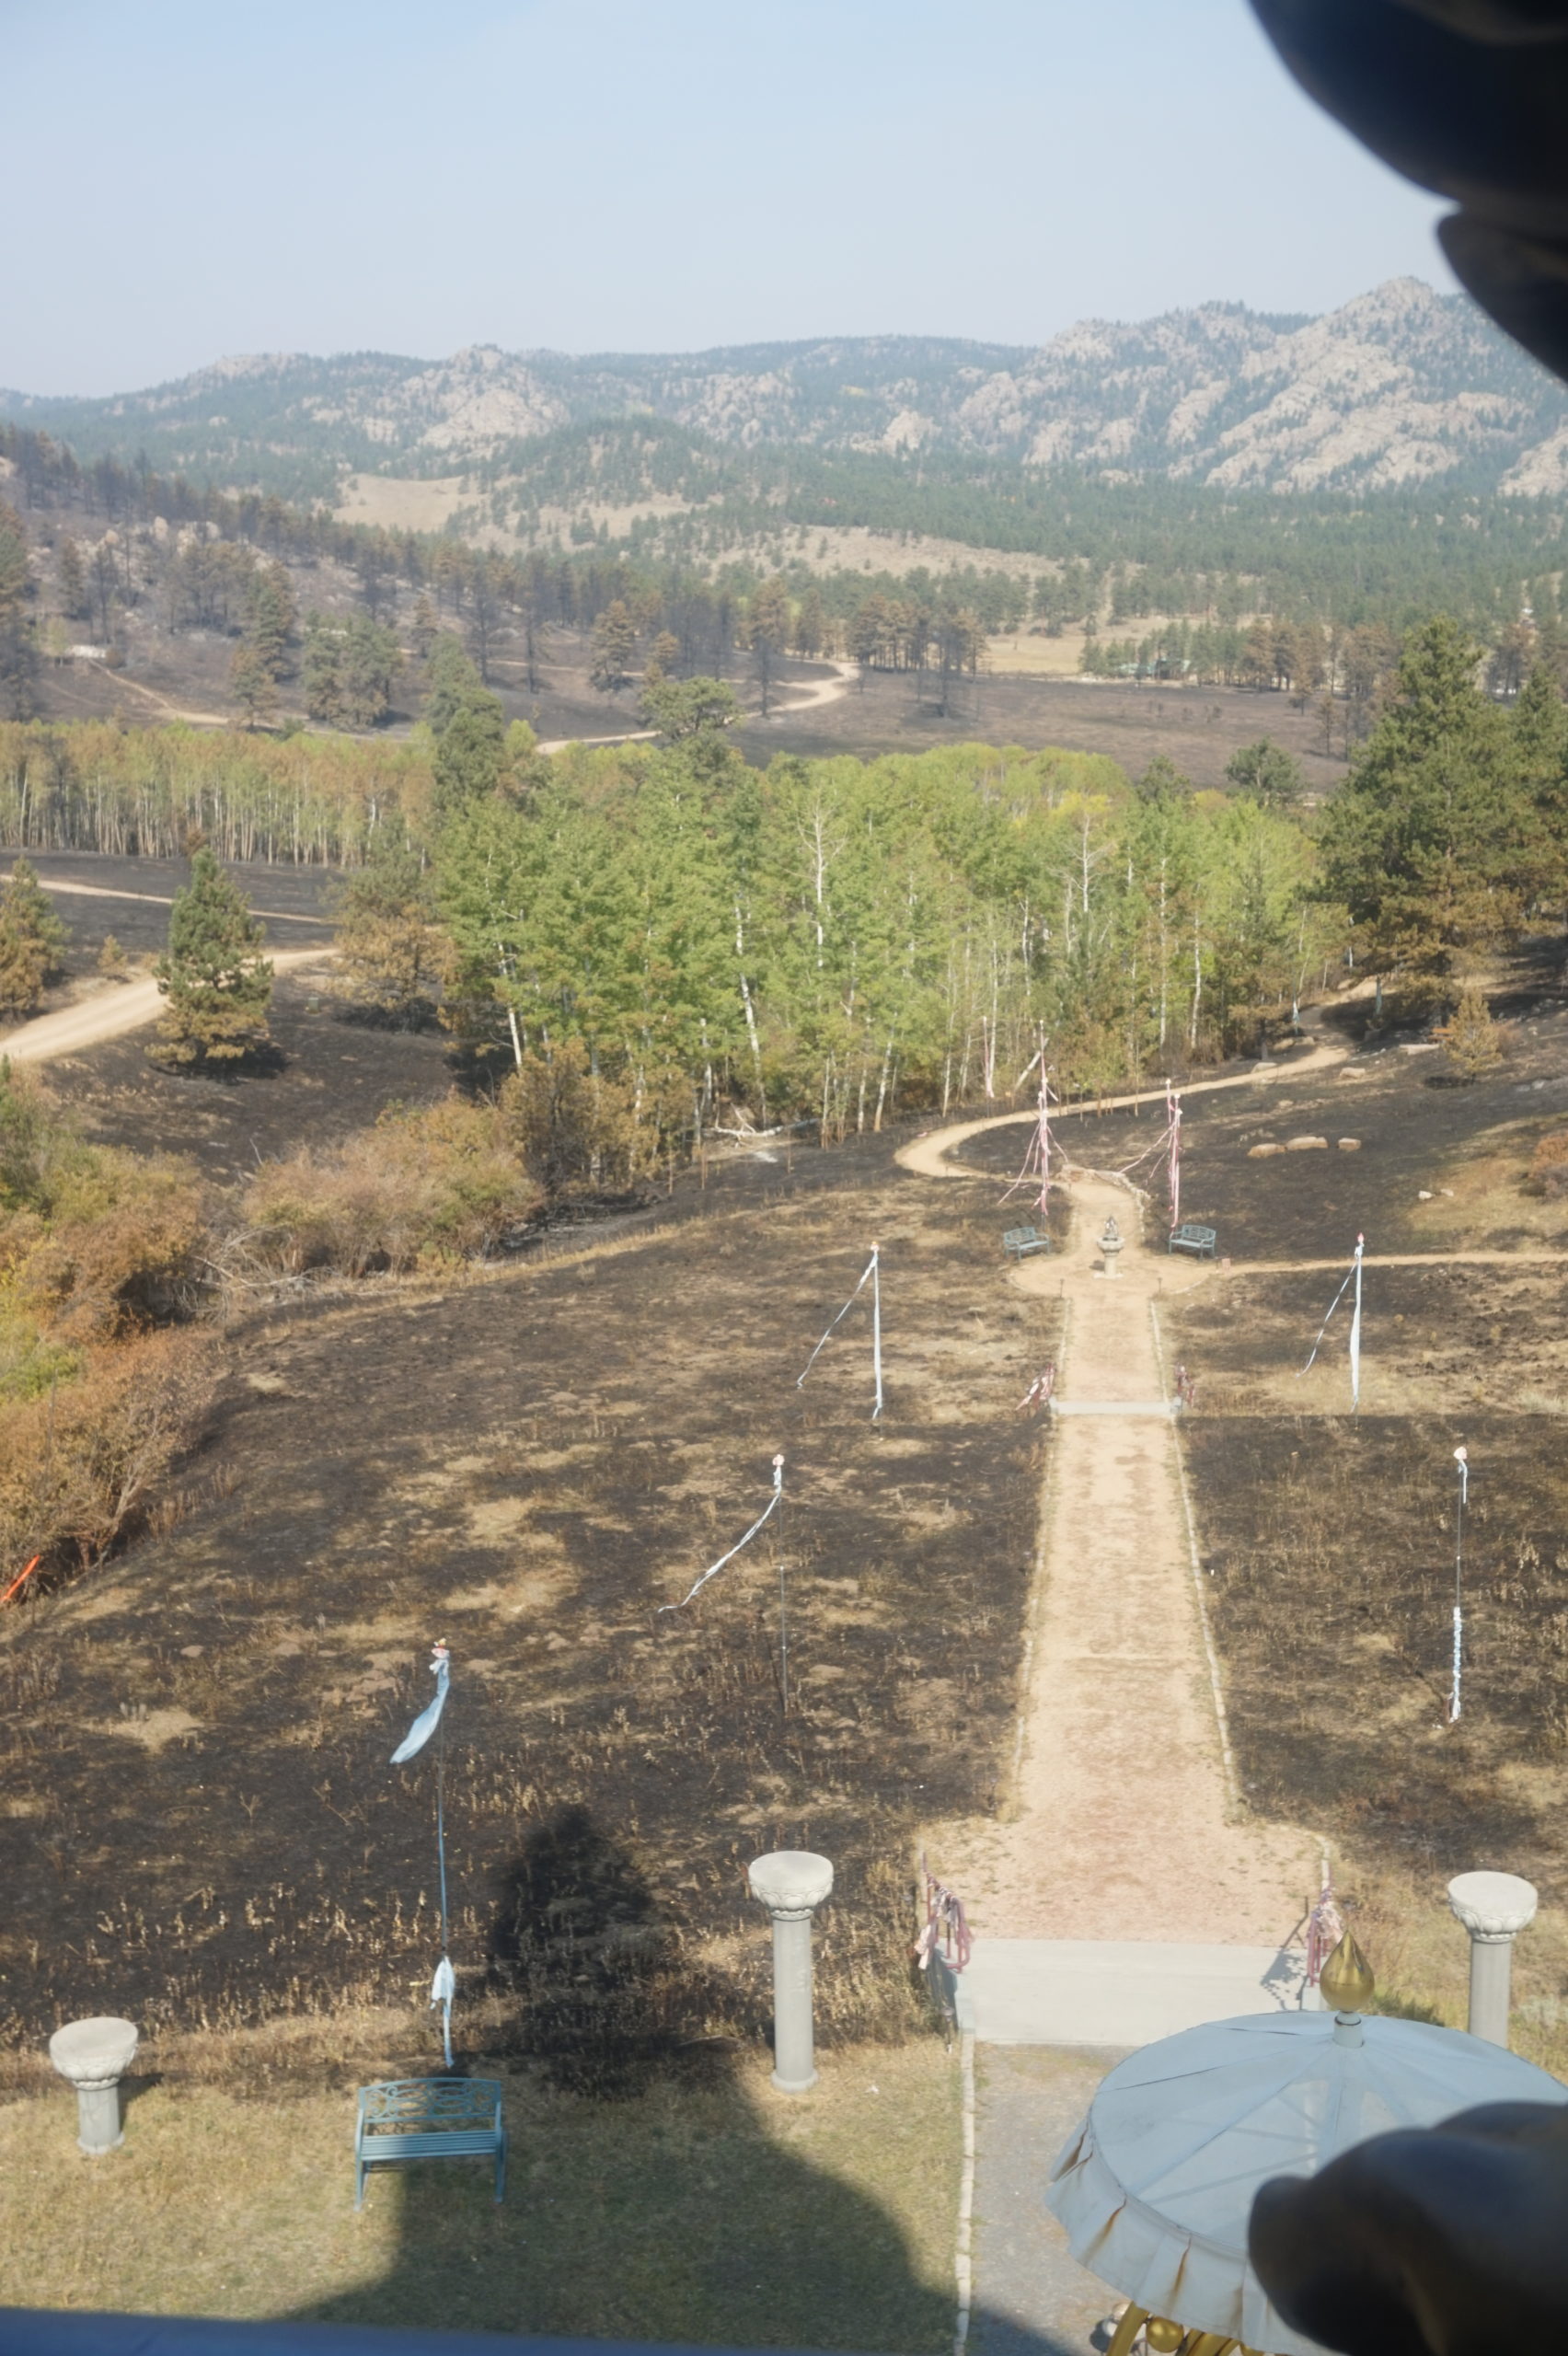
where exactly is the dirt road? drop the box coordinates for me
[32,877,333,927]
[4,945,335,1067]
[924,1174,1315,1941]
[536,660,858,756]
[896,1039,1351,1184]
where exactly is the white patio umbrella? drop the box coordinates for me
[1047,2009,1567,2356]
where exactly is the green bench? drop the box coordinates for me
[1003,1225,1050,1260]
[1168,1222,1218,1258]
[354,2076,507,2208]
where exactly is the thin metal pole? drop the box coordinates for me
[436,1707,453,2067]
[1451,1447,1468,1724]
[871,1242,883,1422]
[1350,1234,1364,1414]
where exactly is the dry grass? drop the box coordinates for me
[0,2040,960,2351]
[235,1097,546,1279]
[0,1164,1055,2073]
[1165,1064,1568,2080]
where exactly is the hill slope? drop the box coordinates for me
[6,280,1567,505]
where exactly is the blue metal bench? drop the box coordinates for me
[355,2077,506,2208]
[1168,1222,1217,1258]
[1003,1224,1050,1260]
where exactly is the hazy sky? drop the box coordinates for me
[5,0,1450,396]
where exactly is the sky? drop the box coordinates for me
[4,0,1451,397]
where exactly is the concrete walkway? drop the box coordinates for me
[957,1937,1307,2047]
[971,2046,1127,2356]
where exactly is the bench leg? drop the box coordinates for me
[356,2161,366,2212]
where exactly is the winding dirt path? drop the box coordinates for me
[536,659,858,756]
[896,1036,1350,1184]
[926,1178,1316,1941]
[3,945,335,1066]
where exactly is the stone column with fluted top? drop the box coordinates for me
[748,1850,833,2093]
[48,2016,139,2154]
[1448,1870,1538,2048]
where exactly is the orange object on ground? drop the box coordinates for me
[1,1555,42,1606]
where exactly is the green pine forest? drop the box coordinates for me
[6,617,1562,1157]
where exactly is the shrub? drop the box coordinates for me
[0,1066,206,1339]
[1435,984,1506,1080]
[238,1095,544,1276]
[502,1043,665,1195]
[0,1329,212,1576]
[1525,1130,1568,1197]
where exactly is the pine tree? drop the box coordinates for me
[1436,983,1505,1080]
[0,501,36,719]
[432,696,508,816]
[423,633,487,735]
[230,641,278,730]
[153,849,273,1066]
[56,537,88,622]
[247,565,296,681]
[333,835,446,1021]
[1319,617,1543,992]
[0,857,68,1018]
[410,593,439,662]
[1224,739,1303,805]
[588,600,637,695]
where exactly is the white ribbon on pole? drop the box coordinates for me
[390,1645,450,1763]
[659,1455,784,1612]
[1300,1235,1366,1410]
[798,1244,883,1418]
[1450,1445,1468,1723]
[871,1242,883,1422]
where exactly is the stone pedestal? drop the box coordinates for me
[1447,1872,1538,2048]
[48,2016,139,2154]
[749,1850,833,2093]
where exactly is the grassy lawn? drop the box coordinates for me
[0,2042,960,2350]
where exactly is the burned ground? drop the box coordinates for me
[0,1158,1059,2074]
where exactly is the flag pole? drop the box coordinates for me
[1450,1446,1468,1724]
[871,1241,883,1422]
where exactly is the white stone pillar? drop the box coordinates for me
[749,1850,833,2093]
[1447,1871,1538,2048]
[48,2016,139,2154]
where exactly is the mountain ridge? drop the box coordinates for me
[6,278,1568,506]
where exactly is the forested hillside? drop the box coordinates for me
[4,418,1567,756]
[6,618,1564,1157]
[6,279,1566,500]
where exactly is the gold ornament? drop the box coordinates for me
[1320,1926,1376,2014]
[1144,2323,1185,2352]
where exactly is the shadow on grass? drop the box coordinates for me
[292,1809,1077,2354]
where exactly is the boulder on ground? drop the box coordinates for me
[1286,1135,1330,1151]
[1337,1138,1361,1151]
[1249,1142,1285,1159]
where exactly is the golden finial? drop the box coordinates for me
[1320,1926,1375,2014]
[1144,2324,1184,2354]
